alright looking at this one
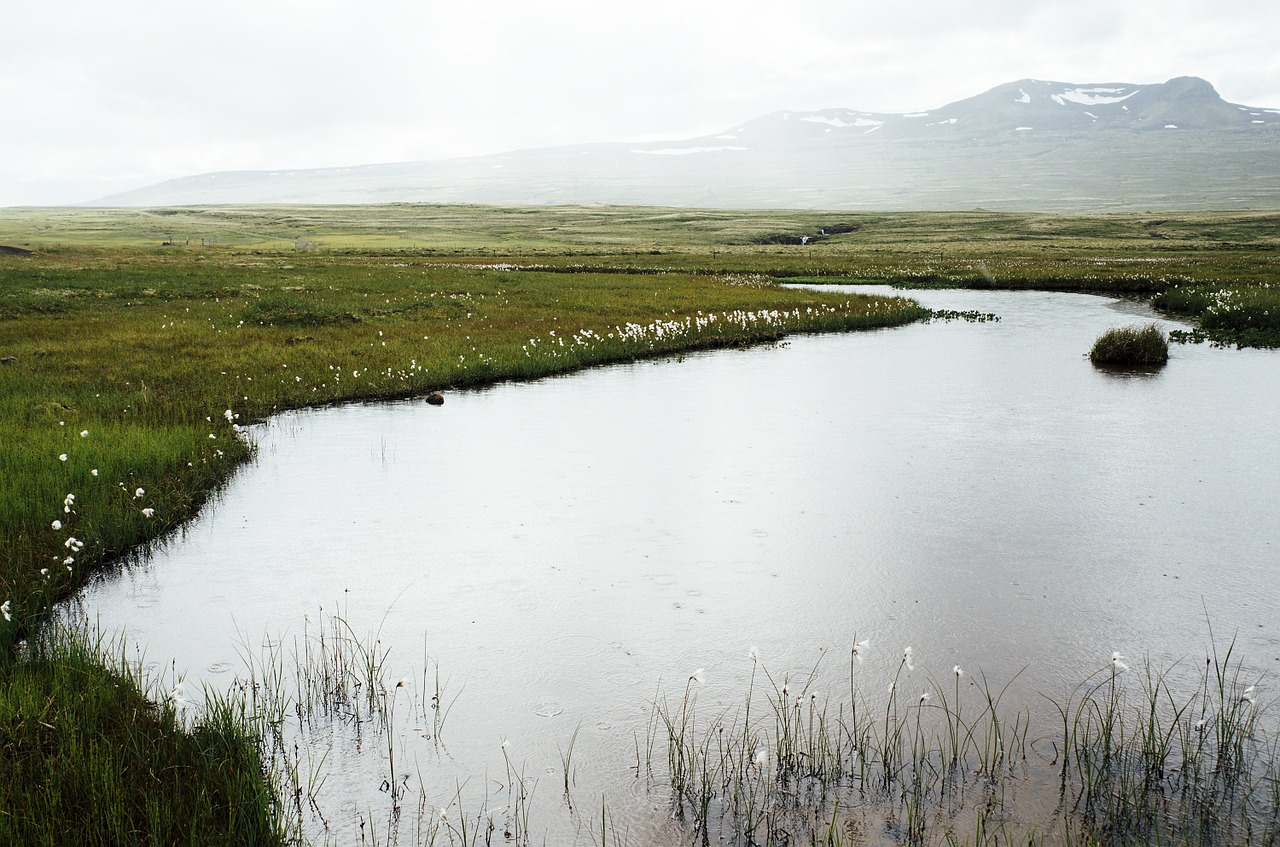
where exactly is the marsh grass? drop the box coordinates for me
[231,605,552,847]
[0,621,285,846]
[646,640,1275,847]
[1155,284,1280,347]
[1089,324,1170,367]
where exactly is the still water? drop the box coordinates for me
[71,287,1280,844]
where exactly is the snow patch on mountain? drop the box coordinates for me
[1052,87,1140,106]
[801,115,856,127]
[1016,89,1031,104]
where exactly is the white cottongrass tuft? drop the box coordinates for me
[80,430,89,437]
[954,665,964,678]
[690,668,706,684]
[134,487,145,499]
[141,508,155,518]
[903,646,915,671]
[747,645,759,662]
[91,469,98,476]
[853,639,870,663]
[59,453,68,462]
[1,600,10,622]
[1111,651,1129,673]
[52,520,62,530]
[919,691,930,705]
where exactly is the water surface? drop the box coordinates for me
[72,287,1280,844]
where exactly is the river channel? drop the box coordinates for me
[69,286,1280,845]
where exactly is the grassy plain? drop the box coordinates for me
[1,204,1277,844]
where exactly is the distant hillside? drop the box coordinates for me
[93,77,1280,212]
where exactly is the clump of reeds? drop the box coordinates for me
[646,643,1030,847]
[1055,638,1275,846]
[646,637,1276,847]
[1089,323,1169,367]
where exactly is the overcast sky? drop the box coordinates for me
[4,0,1278,205]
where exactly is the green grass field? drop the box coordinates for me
[1,204,1277,844]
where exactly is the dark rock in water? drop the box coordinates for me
[425,392,445,406]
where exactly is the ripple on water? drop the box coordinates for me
[644,573,678,586]
[533,699,564,718]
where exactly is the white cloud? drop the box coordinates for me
[2,0,1278,204]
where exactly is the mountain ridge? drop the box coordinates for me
[92,77,1280,212]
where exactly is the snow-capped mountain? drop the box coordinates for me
[720,76,1280,143]
[92,77,1280,211]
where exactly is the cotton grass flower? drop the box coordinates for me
[903,646,915,671]
[141,508,155,518]
[80,430,88,437]
[852,639,869,663]
[747,645,759,662]
[91,469,98,476]
[690,668,706,685]
[134,488,145,499]
[954,665,964,678]
[1111,651,1129,674]
[51,520,62,530]
[59,453,67,461]
[1,600,10,622]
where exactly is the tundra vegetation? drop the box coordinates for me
[1,205,1277,844]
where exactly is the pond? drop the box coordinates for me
[69,287,1280,845]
